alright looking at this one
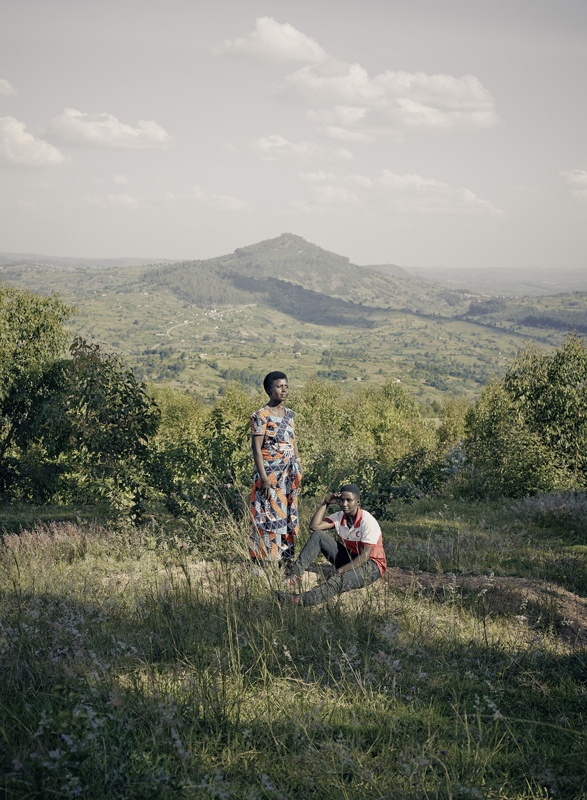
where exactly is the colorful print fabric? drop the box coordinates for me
[249,407,301,561]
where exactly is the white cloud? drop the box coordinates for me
[188,186,247,211]
[377,170,502,214]
[300,170,373,188]
[0,116,65,166]
[213,17,328,65]
[299,170,338,184]
[46,108,171,149]
[219,20,499,140]
[87,193,140,208]
[251,134,353,162]
[283,61,500,139]
[113,174,129,186]
[296,168,502,216]
[311,185,360,205]
[560,169,587,201]
[0,79,17,97]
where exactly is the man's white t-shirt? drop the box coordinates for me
[324,509,387,575]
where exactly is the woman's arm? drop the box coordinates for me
[252,434,272,499]
[293,439,302,469]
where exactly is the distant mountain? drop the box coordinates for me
[0,252,170,269]
[363,263,411,279]
[143,233,472,319]
[2,233,585,402]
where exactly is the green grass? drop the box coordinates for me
[1,498,586,799]
[0,504,110,534]
[383,497,587,597]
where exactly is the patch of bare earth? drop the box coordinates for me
[145,560,587,648]
[383,567,587,648]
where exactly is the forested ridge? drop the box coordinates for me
[2,234,586,405]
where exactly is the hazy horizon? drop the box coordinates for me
[2,236,586,275]
[1,0,586,270]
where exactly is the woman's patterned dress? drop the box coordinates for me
[249,407,301,561]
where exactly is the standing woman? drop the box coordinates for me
[250,371,302,565]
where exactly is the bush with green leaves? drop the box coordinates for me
[292,380,442,504]
[460,333,587,498]
[0,285,72,484]
[150,384,253,524]
[2,335,160,519]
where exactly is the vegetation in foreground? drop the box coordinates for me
[0,496,585,800]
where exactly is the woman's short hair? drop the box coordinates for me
[340,483,361,500]
[263,371,287,395]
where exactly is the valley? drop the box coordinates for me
[1,233,585,406]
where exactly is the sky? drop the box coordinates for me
[1,0,586,269]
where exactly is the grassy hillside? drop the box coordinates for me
[1,494,585,798]
[462,292,587,340]
[1,234,585,404]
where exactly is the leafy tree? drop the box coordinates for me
[0,285,72,460]
[150,385,207,445]
[462,334,587,497]
[4,337,160,519]
[293,380,437,499]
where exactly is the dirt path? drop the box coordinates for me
[383,567,587,647]
[174,561,587,648]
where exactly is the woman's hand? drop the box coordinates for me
[261,476,273,499]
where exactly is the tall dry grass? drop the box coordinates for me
[0,502,585,799]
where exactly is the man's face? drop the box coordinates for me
[339,491,360,516]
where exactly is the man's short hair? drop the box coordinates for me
[263,371,287,394]
[340,483,361,500]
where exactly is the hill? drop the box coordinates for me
[0,251,171,269]
[363,262,412,279]
[143,233,473,318]
[1,234,586,405]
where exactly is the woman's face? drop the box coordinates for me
[270,378,289,403]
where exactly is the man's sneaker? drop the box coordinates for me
[275,590,301,606]
[282,572,303,590]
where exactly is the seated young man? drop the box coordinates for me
[276,484,387,606]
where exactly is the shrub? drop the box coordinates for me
[460,334,587,498]
[2,337,160,520]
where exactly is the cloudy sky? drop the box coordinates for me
[1,0,586,269]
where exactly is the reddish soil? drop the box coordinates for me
[383,567,587,648]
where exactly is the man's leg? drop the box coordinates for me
[292,559,381,606]
[290,529,341,576]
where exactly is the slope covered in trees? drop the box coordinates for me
[2,283,586,522]
[143,233,473,317]
[2,235,586,404]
